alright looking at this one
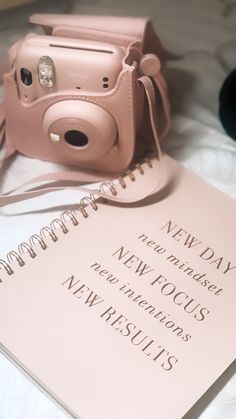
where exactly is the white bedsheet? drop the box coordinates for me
[0,0,235,418]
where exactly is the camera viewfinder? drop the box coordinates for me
[20,68,33,86]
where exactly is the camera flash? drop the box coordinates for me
[38,56,55,88]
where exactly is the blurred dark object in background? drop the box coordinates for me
[0,0,35,11]
[219,69,236,142]
[0,0,36,10]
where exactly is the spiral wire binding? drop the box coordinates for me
[0,158,155,281]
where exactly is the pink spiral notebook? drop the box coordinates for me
[0,154,235,419]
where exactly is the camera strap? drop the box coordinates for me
[0,74,166,207]
[0,103,15,162]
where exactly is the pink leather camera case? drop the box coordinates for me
[3,14,170,174]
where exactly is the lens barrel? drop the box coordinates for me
[64,130,89,147]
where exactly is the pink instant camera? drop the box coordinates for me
[3,14,170,173]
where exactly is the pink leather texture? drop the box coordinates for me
[0,14,171,206]
[0,74,164,207]
[30,14,170,60]
[4,15,170,168]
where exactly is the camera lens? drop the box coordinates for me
[20,68,33,86]
[64,130,89,147]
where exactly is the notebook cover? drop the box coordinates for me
[0,154,235,419]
